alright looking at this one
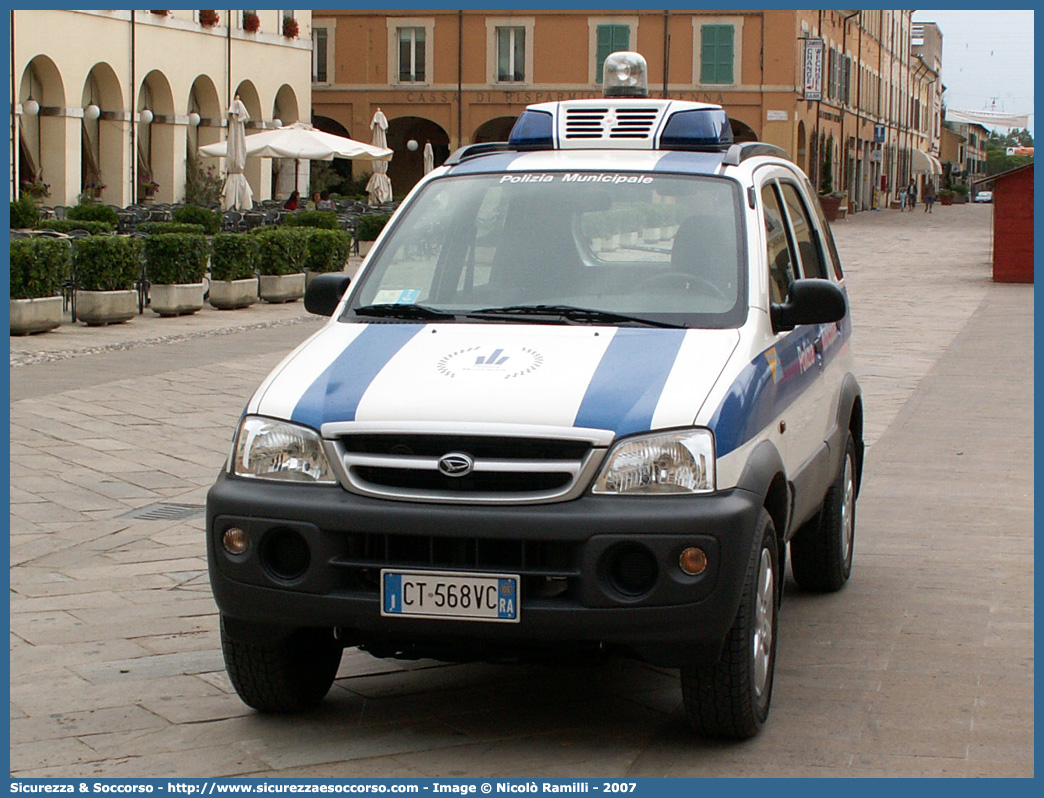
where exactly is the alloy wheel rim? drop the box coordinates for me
[841,454,855,564]
[753,547,774,698]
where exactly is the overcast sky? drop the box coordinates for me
[912,9,1035,135]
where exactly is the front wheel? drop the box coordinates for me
[681,510,779,739]
[790,431,857,592]
[221,619,343,713]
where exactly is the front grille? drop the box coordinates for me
[332,431,607,505]
[329,532,581,600]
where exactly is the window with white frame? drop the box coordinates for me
[694,17,743,86]
[497,26,526,82]
[313,26,329,83]
[398,27,426,82]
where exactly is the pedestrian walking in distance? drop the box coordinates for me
[923,181,936,214]
[907,178,918,212]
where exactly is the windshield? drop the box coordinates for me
[346,171,747,328]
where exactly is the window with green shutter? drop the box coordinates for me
[596,24,630,82]
[700,24,734,84]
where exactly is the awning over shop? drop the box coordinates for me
[912,149,943,175]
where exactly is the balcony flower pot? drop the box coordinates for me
[199,10,219,28]
[259,272,306,303]
[282,16,299,39]
[76,290,138,326]
[149,282,205,316]
[242,12,260,33]
[209,277,259,309]
[818,193,844,222]
[10,296,64,336]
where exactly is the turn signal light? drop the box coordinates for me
[679,547,708,576]
[223,527,249,555]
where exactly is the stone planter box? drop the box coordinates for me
[259,272,306,304]
[356,240,374,257]
[149,282,205,317]
[10,296,63,335]
[209,277,258,310]
[818,194,843,222]
[76,289,137,326]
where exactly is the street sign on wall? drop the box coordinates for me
[874,124,886,143]
[803,39,824,101]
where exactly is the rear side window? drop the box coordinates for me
[761,185,796,305]
[779,182,827,280]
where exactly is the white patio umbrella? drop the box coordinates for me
[221,96,253,211]
[423,141,435,175]
[366,109,393,205]
[200,121,393,162]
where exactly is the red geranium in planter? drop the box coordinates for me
[199,10,219,28]
[242,11,260,33]
[150,10,169,17]
[282,16,299,39]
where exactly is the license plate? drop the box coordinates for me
[381,569,520,623]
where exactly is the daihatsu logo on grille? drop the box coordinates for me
[438,453,474,477]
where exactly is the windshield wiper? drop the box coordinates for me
[353,303,456,321]
[467,304,684,329]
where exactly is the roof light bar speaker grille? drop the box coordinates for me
[564,107,662,141]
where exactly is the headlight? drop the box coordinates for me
[592,429,715,495]
[232,416,337,484]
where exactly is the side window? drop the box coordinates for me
[779,183,827,279]
[804,178,845,279]
[761,184,796,305]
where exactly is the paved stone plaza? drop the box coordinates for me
[9,204,1033,777]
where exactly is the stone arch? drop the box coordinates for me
[473,116,517,144]
[386,116,450,195]
[81,62,125,204]
[187,74,223,166]
[136,69,176,202]
[272,84,302,197]
[17,55,66,202]
[729,117,758,144]
[312,114,355,190]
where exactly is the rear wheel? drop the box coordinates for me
[221,619,343,713]
[791,432,857,592]
[681,510,779,739]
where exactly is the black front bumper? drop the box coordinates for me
[206,472,763,666]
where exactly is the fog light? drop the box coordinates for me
[222,527,249,555]
[679,547,707,575]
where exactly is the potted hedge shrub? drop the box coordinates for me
[10,196,40,230]
[355,213,391,257]
[209,233,259,309]
[303,229,353,287]
[71,236,143,326]
[144,232,209,316]
[10,238,70,335]
[255,227,308,303]
[173,204,222,234]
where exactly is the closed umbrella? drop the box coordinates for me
[366,108,393,205]
[221,96,253,210]
[423,141,434,174]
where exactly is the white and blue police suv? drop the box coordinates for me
[208,53,864,739]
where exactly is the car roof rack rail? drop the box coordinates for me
[723,142,792,166]
[444,142,511,167]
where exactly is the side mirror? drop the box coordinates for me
[304,273,352,317]
[771,278,846,332]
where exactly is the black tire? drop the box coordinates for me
[681,510,779,740]
[790,431,857,592]
[221,618,343,713]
